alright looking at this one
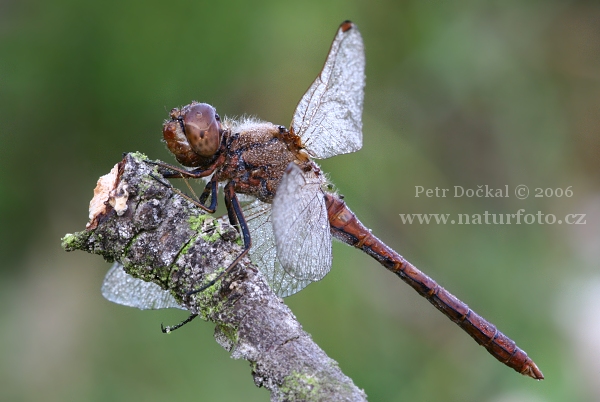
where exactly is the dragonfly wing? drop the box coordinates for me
[291,21,365,159]
[101,262,185,310]
[271,163,332,286]
[243,200,314,297]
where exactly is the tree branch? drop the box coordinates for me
[62,152,367,402]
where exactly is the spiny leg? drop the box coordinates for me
[187,181,252,296]
[144,158,223,179]
[149,171,219,213]
[160,313,199,333]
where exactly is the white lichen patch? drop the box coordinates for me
[108,181,129,216]
[87,163,119,228]
[86,163,130,228]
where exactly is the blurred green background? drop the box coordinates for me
[1,0,599,401]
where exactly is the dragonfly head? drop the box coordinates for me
[182,103,222,158]
[163,102,224,167]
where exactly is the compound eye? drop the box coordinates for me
[183,103,222,157]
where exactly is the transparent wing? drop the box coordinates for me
[101,262,185,310]
[271,163,332,286]
[291,21,365,159]
[243,200,314,297]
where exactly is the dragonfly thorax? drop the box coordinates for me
[217,118,317,203]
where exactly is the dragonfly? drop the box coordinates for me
[102,21,543,380]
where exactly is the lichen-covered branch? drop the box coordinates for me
[62,152,367,402]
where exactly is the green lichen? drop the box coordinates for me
[178,233,199,256]
[129,151,149,161]
[216,322,239,345]
[61,231,92,252]
[123,260,161,284]
[202,220,223,243]
[188,214,223,243]
[188,214,211,231]
[279,371,322,400]
[189,269,227,320]
[61,233,79,251]
[137,178,152,194]
[235,235,243,247]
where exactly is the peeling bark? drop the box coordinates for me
[62,152,367,402]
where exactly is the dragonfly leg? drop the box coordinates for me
[145,156,224,179]
[198,178,218,213]
[148,169,219,213]
[160,313,199,333]
[187,181,252,296]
